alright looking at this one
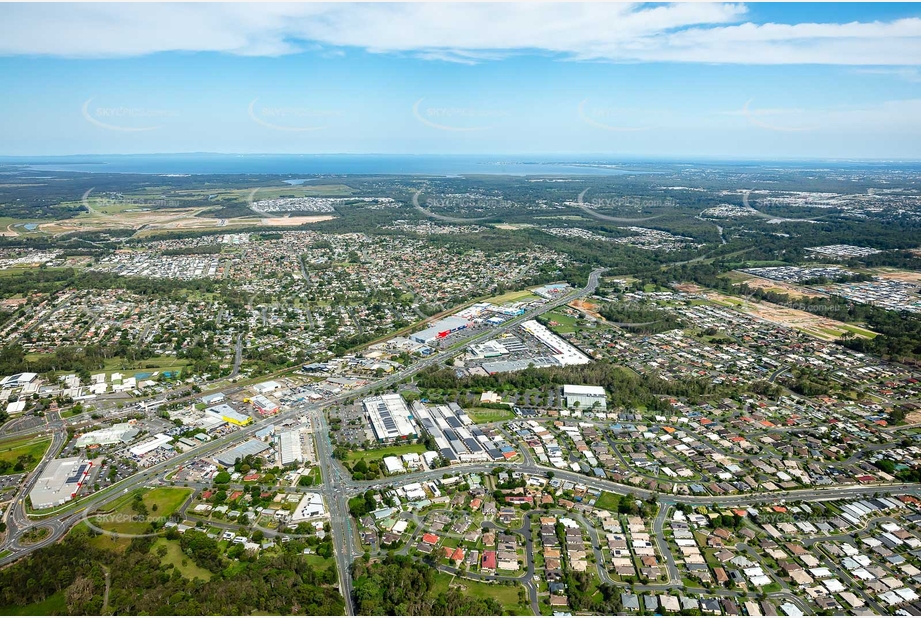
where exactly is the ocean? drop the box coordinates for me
[2,154,654,176]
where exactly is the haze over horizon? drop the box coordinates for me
[2,2,921,159]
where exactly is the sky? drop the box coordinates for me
[1,2,921,159]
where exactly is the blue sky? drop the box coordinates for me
[1,2,920,159]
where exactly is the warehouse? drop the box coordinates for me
[0,372,38,387]
[215,439,272,467]
[563,384,607,411]
[383,455,405,475]
[75,422,140,448]
[200,392,225,405]
[29,457,91,509]
[520,320,590,366]
[278,430,304,466]
[129,433,172,456]
[363,393,417,442]
[469,340,509,359]
[205,403,252,426]
[412,401,501,463]
[290,492,326,521]
[254,380,282,394]
[251,395,279,415]
[409,316,470,344]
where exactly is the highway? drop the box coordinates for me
[4,261,918,614]
[0,270,606,582]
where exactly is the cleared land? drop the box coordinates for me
[704,292,876,341]
[151,538,213,581]
[0,436,52,473]
[431,572,531,615]
[261,215,336,226]
[345,443,426,464]
[465,407,514,424]
[485,289,541,305]
[91,486,191,535]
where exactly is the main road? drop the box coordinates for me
[0,270,606,574]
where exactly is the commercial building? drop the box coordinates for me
[29,457,91,509]
[290,493,326,521]
[412,401,504,463]
[129,433,172,456]
[205,403,252,426]
[254,380,282,394]
[409,316,470,345]
[383,455,405,475]
[75,422,140,448]
[278,430,304,466]
[521,320,591,366]
[200,392,225,405]
[215,439,272,467]
[363,393,417,442]
[0,372,38,387]
[251,395,279,415]
[562,384,607,411]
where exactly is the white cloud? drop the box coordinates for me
[0,3,919,65]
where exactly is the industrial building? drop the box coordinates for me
[562,384,607,410]
[251,395,279,415]
[205,403,252,426]
[129,433,172,456]
[29,457,91,509]
[409,316,470,344]
[278,430,304,466]
[521,320,591,366]
[412,401,506,463]
[0,372,38,387]
[363,393,417,442]
[383,455,404,475]
[253,380,282,394]
[75,422,140,448]
[200,392,225,405]
[290,492,326,521]
[215,439,272,467]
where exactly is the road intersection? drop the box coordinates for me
[2,264,919,615]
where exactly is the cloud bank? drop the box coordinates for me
[1,3,920,65]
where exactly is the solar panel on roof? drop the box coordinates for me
[464,438,482,452]
[66,464,88,483]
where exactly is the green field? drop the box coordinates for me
[486,289,540,305]
[0,591,66,615]
[345,443,426,464]
[151,538,213,581]
[465,407,514,424]
[543,310,579,334]
[432,572,530,615]
[91,487,191,535]
[0,436,52,473]
[594,492,621,511]
[298,465,323,486]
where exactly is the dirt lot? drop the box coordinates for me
[739,276,826,299]
[568,299,604,320]
[874,269,921,283]
[260,215,337,226]
[705,291,875,341]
